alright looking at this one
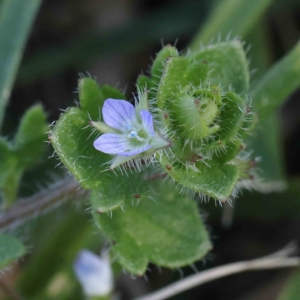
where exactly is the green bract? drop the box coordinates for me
[51,40,257,274]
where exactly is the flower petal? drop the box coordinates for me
[74,250,113,296]
[102,99,136,131]
[93,133,130,154]
[140,110,155,136]
[118,144,152,156]
[94,133,152,157]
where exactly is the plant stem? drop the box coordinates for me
[134,254,300,300]
[0,178,87,232]
[0,278,24,300]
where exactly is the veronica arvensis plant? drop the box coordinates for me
[50,40,257,275]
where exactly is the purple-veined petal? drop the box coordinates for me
[140,110,155,136]
[94,133,152,156]
[118,144,152,156]
[94,133,131,154]
[102,99,136,131]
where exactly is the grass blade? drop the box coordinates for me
[189,0,274,49]
[250,41,300,117]
[0,0,42,129]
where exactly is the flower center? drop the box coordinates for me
[125,124,147,144]
[127,130,144,142]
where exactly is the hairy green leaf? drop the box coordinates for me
[0,139,22,206]
[136,75,153,93]
[0,106,47,205]
[90,173,150,213]
[51,100,149,212]
[190,41,249,93]
[160,157,240,200]
[79,78,126,122]
[151,45,179,84]
[14,104,47,167]
[218,91,246,141]
[79,78,106,121]
[100,85,126,101]
[51,107,109,191]
[94,185,211,275]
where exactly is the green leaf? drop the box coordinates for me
[136,75,153,93]
[0,138,11,186]
[185,55,209,86]
[51,106,149,212]
[0,0,42,129]
[0,106,46,206]
[173,93,215,140]
[79,78,106,121]
[190,41,250,93]
[277,270,300,300]
[157,56,189,111]
[1,165,23,207]
[151,45,179,84]
[250,41,300,117]
[190,0,274,48]
[218,91,246,141]
[251,113,285,181]
[213,139,243,164]
[248,42,300,183]
[160,157,240,200]
[0,138,22,205]
[0,234,26,269]
[99,84,126,101]
[94,185,211,275]
[0,105,47,205]
[14,104,47,167]
[246,22,285,183]
[157,42,249,121]
[90,172,151,213]
[51,107,109,191]
[79,78,126,121]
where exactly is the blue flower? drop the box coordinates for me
[73,250,113,297]
[92,96,170,169]
[93,99,155,156]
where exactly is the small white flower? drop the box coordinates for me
[73,250,113,297]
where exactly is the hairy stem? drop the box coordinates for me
[0,178,87,232]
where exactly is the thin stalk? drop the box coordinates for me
[135,255,300,300]
[0,178,87,232]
